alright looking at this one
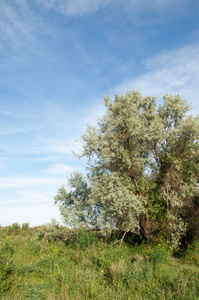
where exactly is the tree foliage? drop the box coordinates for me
[55,91,199,246]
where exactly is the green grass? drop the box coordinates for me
[0,223,199,299]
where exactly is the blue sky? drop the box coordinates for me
[0,0,199,226]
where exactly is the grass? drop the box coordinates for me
[0,223,199,299]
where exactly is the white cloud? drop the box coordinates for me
[0,176,65,227]
[35,155,66,162]
[14,190,52,203]
[0,0,55,58]
[115,44,199,114]
[0,189,53,205]
[42,163,76,175]
[33,0,189,17]
[0,157,8,172]
[0,97,105,155]
[34,0,112,16]
[0,176,61,189]
[0,178,64,227]
[36,138,83,155]
[0,126,23,135]
[0,203,62,227]
[81,102,106,128]
[0,2,34,47]
[0,108,33,119]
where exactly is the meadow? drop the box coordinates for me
[0,222,199,300]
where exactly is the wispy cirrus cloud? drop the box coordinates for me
[0,108,33,119]
[0,2,34,47]
[33,0,191,18]
[0,0,55,61]
[0,0,196,53]
[41,163,76,175]
[115,43,199,113]
[0,175,64,226]
[33,0,112,16]
[0,96,104,155]
[0,176,62,189]
[0,126,24,135]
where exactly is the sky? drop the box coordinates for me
[0,0,199,227]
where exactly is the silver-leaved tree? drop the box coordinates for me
[55,91,199,247]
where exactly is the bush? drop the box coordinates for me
[7,222,20,235]
[36,220,99,249]
[74,226,98,249]
[36,220,70,243]
[22,222,29,230]
[149,244,171,266]
[183,240,199,266]
[1,238,15,255]
[0,253,15,296]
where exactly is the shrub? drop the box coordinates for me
[74,226,98,249]
[7,222,21,235]
[22,222,29,230]
[183,240,199,266]
[0,253,15,296]
[149,244,171,266]
[35,220,75,245]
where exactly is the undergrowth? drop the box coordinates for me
[0,222,199,299]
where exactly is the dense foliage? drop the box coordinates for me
[0,223,199,299]
[55,91,199,247]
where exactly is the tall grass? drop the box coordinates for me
[0,223,199,299]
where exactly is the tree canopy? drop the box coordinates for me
[55,91,199,247]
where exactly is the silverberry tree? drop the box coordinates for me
[55,91,199,247]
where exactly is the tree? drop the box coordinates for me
[55,91,199,247]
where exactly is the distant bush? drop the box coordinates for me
[36,221,99,249]
[36,220,71,243]
[22,222,29,230]
[7,222,20,235]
